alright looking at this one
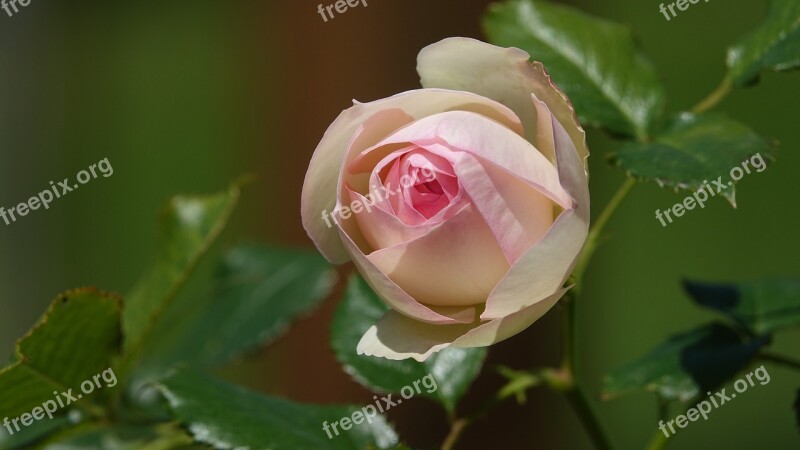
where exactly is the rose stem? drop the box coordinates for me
[691,78,733,115]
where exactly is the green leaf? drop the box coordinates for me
[727,0,800,86]
[34,423,193,450]
[145,244,337,368]
[332,275,486,415]
[199,244,336,363]
[610,113,773,205]
[0,289,122,419]
[684,278,800,335]
[122,184,240,354]
[794,388,800,430]
[0,415,71,450]
[483,0,665,139]
[157,369,398,450]
[603,323,767,402]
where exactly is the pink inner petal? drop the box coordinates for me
[366,145,464,226]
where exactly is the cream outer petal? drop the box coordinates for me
[338,220,478,325]
[357,288,568,361]
[302,89,525,264]
[366,203,509,307]
[417,37,588,173]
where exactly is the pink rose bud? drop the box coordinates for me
[302,38,590,361]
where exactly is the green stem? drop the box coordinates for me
[542,369,615,450]
[645,431,669,450]
[570,177,637,294]
[561,291,577,374]
[644,397,671,450]
[441,419,468,450]
[566,384,615,450]
[562,177,636,374]
[691,78,733,115]
[552,177,638,450]
[760,351,800,371]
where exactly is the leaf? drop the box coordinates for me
[794,388,800,430]
[0,415,71,450]
[122,184,240,354]
[0,289,122,419]
[145,244,337,368]
[34,423,193,450]
[684,278,800,335]
[603,323,768,402]
[157,369,398,450]
[198,244,336,363]
[727,0,800,86]
[331,275,486,415]
[610,113,773,205]
[483,0,665,139]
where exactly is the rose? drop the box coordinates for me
[301,38,589,361]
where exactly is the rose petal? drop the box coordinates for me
[367,203,509,307]
[482,108,590,320]
[347,188,428,250]
[383,156,427,225]
[453,152,554,264]
[302,89,525,263]
[417,37,588,172]
[357,288,567,361]
[339,221,477,325]
[345,178,467,251]
[340,110,416,208]
[532,94,555,162]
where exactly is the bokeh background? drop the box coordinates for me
[1,0,797,448]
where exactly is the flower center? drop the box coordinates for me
[378,148,461,225]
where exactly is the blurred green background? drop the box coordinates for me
[0,0,796,448]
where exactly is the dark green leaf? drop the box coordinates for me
[603,323,767,402]
[332,275,486,415]
[157,369,398,450]
[727,0,800,86]
[610,113,773,205]
[483,0,665,139]
[794,388,800,430]
[201,244,336,363]
[0,415,71,450]
[122,184,240,353]
[684,278,800,335]
[145,244,336,368]
[0,289,122,419]
[34,423,193,450]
